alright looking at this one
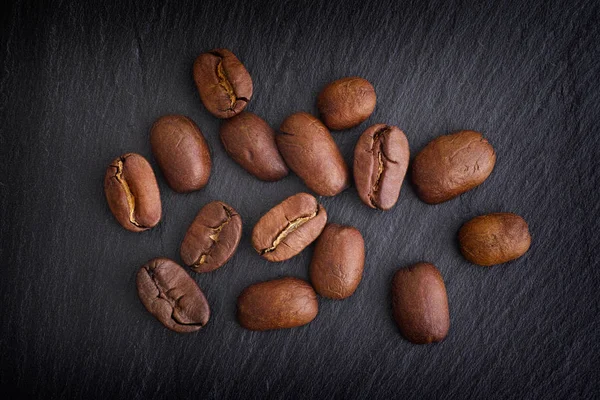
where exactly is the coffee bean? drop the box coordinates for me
[251,192,327,262]
[354,124,410,210]
[317,77,376,130]
[237,277,318,330]
[392,263,450,344]
[277,112,350,196]
[219,112,288,181]
[309,224,365,299]
[136,258,210,333]
[193,48,253,119]
[459,213,531,266]
[150,115,211,193]
[412,130,496,204]
[104,153,161,232]
[180,201,242,273]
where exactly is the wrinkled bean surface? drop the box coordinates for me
[136,258,210,333]
[180,201,242,273]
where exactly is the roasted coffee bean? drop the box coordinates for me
[104,153,161,232]
[136,258,210,333]
[277,112,350,196]
[237,277,318,330]
[354,124,410,210]
[392,263,450,344]
[459,213,531,266]
[193,48,253,119]
[180,201,242,273]
[150,115,211,193]
[317,77,376,130]
[309,224,365,299]
[220,112,288,181]
[412,130,496,204]
[251,192,327,262]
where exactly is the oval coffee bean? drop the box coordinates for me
[277,112,350,196]
[220,112,288,181]
[104,153,161,232]
[193,48,253,119]
[237,277,318,330]
[136,258,210,333]
[412,130,496,204]
[458,213,531,266]
[251,192,327,262]
[150,115,211,193]
[180,201,242,273]
[392,263,450,344]
[317,77,376,130]
[309,224,365,299]
[354,124,410,210]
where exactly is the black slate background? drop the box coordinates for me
[1,0,599,398]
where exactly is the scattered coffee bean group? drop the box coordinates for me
[104,48,532,343]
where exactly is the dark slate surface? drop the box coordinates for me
[1,0,599,398]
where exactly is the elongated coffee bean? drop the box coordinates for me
[354,124,410,210]
[317,77,376,130]
[193,49,253,119]
[277,112,350,196]
[136,258,210,333]
[150,115,211,193]
[459,213,531,266]
[412,130,496,204]
[180,201,242,273]
[104,153,161,232]
[251,192,327,262]
[392,263,450,344]
[220,112,288,181]
[310,224,365,299]
[237,277,318,331]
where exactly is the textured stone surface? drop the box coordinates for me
[0,0,599,398]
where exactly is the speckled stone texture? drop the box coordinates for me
[1,0,599,398]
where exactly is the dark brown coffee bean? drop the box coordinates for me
[150,115,211,193]
[412,130,496,204]
[193,48,252,119]
[237,277,318,331]
[354,124,410,210]
[219,112,288,181]
[317,77,376,130]
[392,263,450,344]
[459,213,531,266]
[309,224,365,299]
[104,153,161,232]
[136,258,210,333]
[180,201,242,273]
[277,112,350,196]
[251,192,327,262]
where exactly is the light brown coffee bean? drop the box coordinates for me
[150,115,211,193]
[459,213,531,266]
[392,263,450,344]
[412,130,496,204]
[136,258,210,333]
[309,224,365,299]
[277,112,350,196]
[193,48,253,119]
[180,201,242,273]
[237,277,318,331]
[353,124,410,210]
[317,77,376,130]
[104,153,161,232]
[219,112,288,181]
[251,192,327,262]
